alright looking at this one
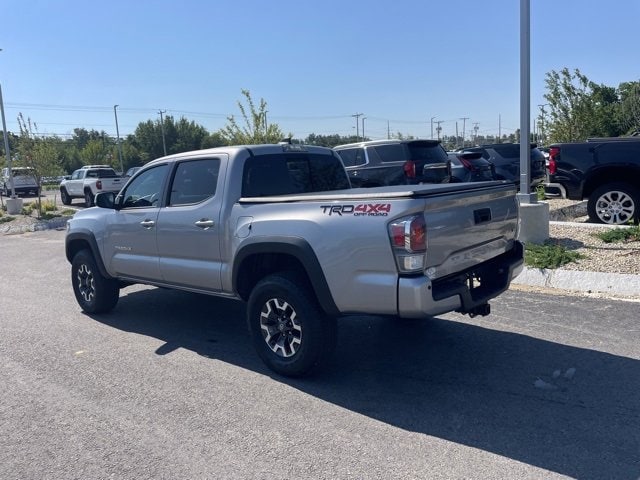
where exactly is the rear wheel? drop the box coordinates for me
[71,249,119,314]
[247,272,337,377]
[60,188,71,205]
[587,183,639,225]
[84,190,94,208]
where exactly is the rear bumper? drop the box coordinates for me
[4,185,40,196]
[397,241,524,318]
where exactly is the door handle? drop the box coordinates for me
[195,219,214,230]
[140,219,155,229]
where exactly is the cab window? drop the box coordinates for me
[121,164,168,208]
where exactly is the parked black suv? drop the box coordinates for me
[334,139,451,187]
[461,143,546,188]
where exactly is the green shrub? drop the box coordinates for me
[524,241,585,269]
[535,184,546,201]
[40,199,57,212]
[0,215,15,224]
[592,225,640,243]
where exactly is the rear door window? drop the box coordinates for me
[169,158,220,206]
[335,148,366,167]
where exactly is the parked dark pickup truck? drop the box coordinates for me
[548,137,640,224]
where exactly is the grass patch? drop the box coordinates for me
[592,225,640,243]
[60,209,76,216]
[525,241,585,269]
[0,215,15,224]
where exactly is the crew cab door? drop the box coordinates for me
[104,164,169,281]
[155,156,226,291]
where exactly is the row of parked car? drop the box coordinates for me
[333,139,547,189]
[2,140,546,201]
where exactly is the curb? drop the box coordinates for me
[513,266,640,298]
[0,216,70,235]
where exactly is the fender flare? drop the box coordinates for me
[65,230,113,279]
[233,237,340,316]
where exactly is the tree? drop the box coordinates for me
[219,89,287,144]
[544,68,624,142]
[618,81,640,134]
[16,113,63,216]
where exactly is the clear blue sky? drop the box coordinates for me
[1,0,639,142]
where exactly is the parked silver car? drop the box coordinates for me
[1,167,40,197]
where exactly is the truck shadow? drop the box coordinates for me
[91,286,640,480]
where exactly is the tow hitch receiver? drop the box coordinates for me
[467,303,491,318]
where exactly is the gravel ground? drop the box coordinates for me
[2,197,639,275]
[545,198,640,275]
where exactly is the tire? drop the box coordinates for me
[71,249,119,314]
[247,272,337,377]
[587,182,639,225]
[60,188,71,205]
[84,190,94,208]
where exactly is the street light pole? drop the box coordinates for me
[113,105,124,174]
[430,117,436,139]
[362,117,366,140]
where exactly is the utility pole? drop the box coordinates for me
[0,82,15,198]
[362,117,366,140]
[435,120,443,141]
[473,122,479,145]
[387,120,390,140]
[113,105,124,174]
[158,110,167,156]
[430,116,436,139]
[351,113,363,141]
[460,117,469,148]
[455,121,459,149]
[498,114,502,143]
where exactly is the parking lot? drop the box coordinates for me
[1,229,639,479]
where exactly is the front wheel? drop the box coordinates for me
[247,273,337,377]
[60,188,71,205]
[71,249,119,314]
[587,183,639,225]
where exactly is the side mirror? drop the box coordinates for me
[95,191,116,209]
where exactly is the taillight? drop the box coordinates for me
[96,180,103,190]
[403,160,416,178]
[548,147,559,175]
[459,156,476,171]
[388,214,427,273]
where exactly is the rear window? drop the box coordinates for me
[406,141,449,164]
[86,169,118,179]
[372,144,406,163]
[242,153,350,197]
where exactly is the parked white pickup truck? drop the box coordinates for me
[59,165,125,207]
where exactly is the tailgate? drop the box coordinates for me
[420,182,519,279]
[102,177,125,191]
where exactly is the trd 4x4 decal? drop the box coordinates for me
[321,203,391,216]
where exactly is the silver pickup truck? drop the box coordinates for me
[65,144,523,376]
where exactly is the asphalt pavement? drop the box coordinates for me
[1,229,639,479]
